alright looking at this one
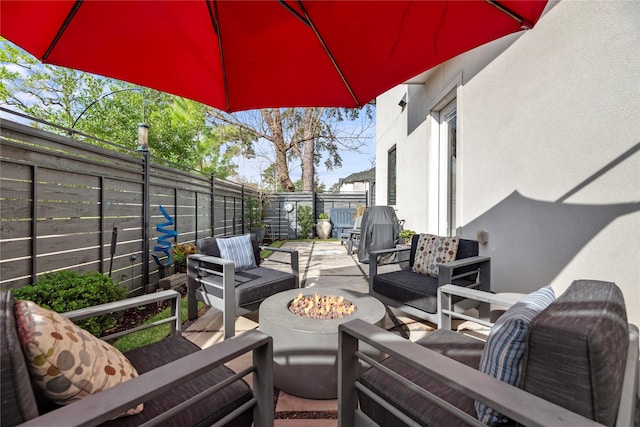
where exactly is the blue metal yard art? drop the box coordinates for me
[152,205,178,266]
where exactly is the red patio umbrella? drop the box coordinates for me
[0,0,547,112]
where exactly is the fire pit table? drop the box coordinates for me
[259,288,385,399]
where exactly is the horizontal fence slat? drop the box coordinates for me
[36,201,101,219]
[1,200,32,220]
[0,220,31,239]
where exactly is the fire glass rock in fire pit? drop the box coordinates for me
[288,293,357,319]
[260,288,385,399]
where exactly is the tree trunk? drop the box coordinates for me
[261,109,295,192]
[301,108,323,191]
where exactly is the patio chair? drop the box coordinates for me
[329,207,356,239]
[187,233,299,339]
[1,289,274,427]
[338,280,638,427]
[369,233,491,326]
[343,215,363,254]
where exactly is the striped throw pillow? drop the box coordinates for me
[475,286,555,425]
[217,234,257,272]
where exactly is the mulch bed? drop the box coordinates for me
[106,302,170,335]
[103,286,187,336]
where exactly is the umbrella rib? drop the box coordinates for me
[295,0,360,108]
[485,0,533,30]
[277,1,311,28]
[206,0,231,112]
[43,0,84,61]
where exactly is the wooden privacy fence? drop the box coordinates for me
[0,118,258,294]
[263,192,367,239]
[0,117,367,294]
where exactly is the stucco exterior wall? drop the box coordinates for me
[375,1,640,326]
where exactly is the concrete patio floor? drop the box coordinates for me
[182,239,436,426]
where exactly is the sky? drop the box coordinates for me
[234,139,376,190]
[233,118,377,190]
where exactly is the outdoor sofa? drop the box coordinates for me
[339,279,638,426]
[1,289,274,426]
[369,233,491,326]
[188,233,299,339]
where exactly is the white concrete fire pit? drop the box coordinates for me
[259,288,385,399]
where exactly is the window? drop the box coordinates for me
[446,109,457,235]
[387,145,396,205]
[439,102,457,235]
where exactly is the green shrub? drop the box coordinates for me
[296,205,315,238]
[318,212,329,219]
[244,195,263,230]
[399,229,416,240]
[12,270,127,337]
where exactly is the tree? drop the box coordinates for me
[208,106,374,192]
[294,175,325,193]
[1,40,239,177]
[328,182,342,193]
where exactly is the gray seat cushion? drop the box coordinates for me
[200,266,297,306]
[372,236,479,313]
[359,329,485,427]
[372,271,475,313]
[520,279,629,427]
[102,335,252,427]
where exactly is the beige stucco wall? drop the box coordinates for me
[375,1,640,326]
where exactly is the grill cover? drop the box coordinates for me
[357,206,401,264]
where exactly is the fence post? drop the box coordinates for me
[241,184,245,234]
[312,191,318,238]
[30,165,38,284]
[210,175,215,236]
[99,176,105,274]
[141,150,150,292]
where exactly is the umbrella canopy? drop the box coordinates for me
[1,0,548,112]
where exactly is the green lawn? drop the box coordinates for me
[112,297,204,353]
[260,239,285,259]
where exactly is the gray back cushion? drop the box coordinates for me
[520,280,629,426]
[1,291,39,425]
